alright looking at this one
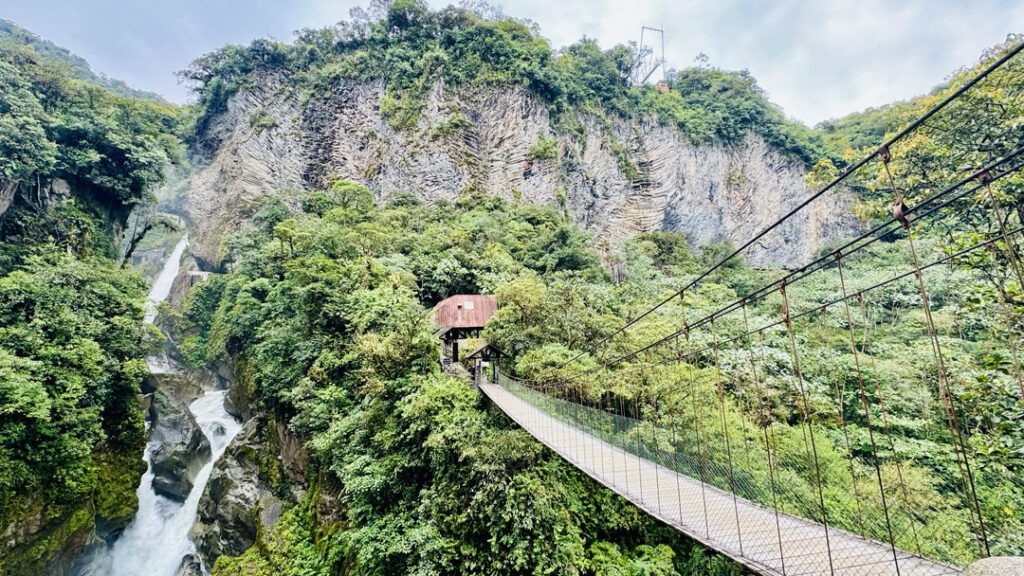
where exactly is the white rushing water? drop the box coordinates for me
[144,234,189,325]
[87,392,242,576]
[83,231,242,576]
[145,234,187,374]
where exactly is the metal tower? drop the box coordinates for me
[628,26,665,86]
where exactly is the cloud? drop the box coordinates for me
[1,0,1021,123]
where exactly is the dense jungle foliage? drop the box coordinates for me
[0,37,183,549]
[179,0,826,164]
[178,183,749,576]
[178,32,1024,575]
[2,3,1023,576]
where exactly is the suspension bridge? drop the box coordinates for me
[481,378,956,576]
[477,41,1024,576]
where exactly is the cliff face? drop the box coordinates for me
[184,75,856,270]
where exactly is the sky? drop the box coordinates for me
[1,0,1022,125]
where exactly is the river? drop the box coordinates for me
[81,234,241,576]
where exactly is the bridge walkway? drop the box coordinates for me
[479,381,959,576]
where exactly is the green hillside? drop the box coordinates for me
[0,19,166,102]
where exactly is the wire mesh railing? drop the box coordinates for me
[489,373,961,576]
[491,36,1024,576]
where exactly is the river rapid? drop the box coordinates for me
[80,235,241,576]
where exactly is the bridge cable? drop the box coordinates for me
[780,281,835,576]
[835,252,901,571]
[559,145,1024,379]
[617,225,1024,373]
[857,292,923,556]
[983,241,1024,400]
[685,329,712,538]
[981,174,1024,290]
[555,40,1024,373]
[599,354,611,487]
[817,302,867,536]
[980,175,1024,399]
[711,318,744,554]
[495,215,1023,572]
[743,311,787,575]
[643,355,665,517]
[884,154,991,557]
[670,335,688,532]
[617,371,631,507]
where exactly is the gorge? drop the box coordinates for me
[76,236,243,576]
[1,5,1023,576]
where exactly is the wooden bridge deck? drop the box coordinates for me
[480,381,960,576]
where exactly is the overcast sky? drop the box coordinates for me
[1,0,1022,125]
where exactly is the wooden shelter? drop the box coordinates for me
[465,342,506,387]
[431,294,498,363]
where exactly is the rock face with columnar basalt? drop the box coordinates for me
[183,75,858,272]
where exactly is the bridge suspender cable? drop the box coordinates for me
[560,145,1024,377]
[554,39,1024,373]
[490,39,1024,576]
[555,222,1024,382]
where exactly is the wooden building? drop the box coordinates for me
[465,342,506,388]
[431,294,497,364]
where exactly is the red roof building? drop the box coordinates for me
[431,294,498,330]
[431,295,498,364]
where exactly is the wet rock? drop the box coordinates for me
[223,391,243,420]
[149,389,211,501]
[143,373,201,404]
[175,553,204,576]
[190,417,302,565]
[210,422,226,437]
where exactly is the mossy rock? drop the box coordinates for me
[226,357,255,419]
[1,501,94,576]
[92,447,147,539]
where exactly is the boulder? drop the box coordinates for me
[190,417,302,565]
[143,373,201,404]
[148,389,211,501]
[175,553,204,576]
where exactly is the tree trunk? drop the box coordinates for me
[121,222,159,268]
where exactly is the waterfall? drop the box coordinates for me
[81,233,241,576]
[144,234,189,325]
[86,392,242,576]
[145,235,189,374]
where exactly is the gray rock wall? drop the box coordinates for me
[148,389,211,501]
[189,416,306,566]
[184,75,858,270]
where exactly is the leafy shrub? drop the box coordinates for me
[248,109,278,134]
[529,135,558,161]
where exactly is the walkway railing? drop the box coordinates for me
[492,37,1024,576]
[484,375,960,576]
